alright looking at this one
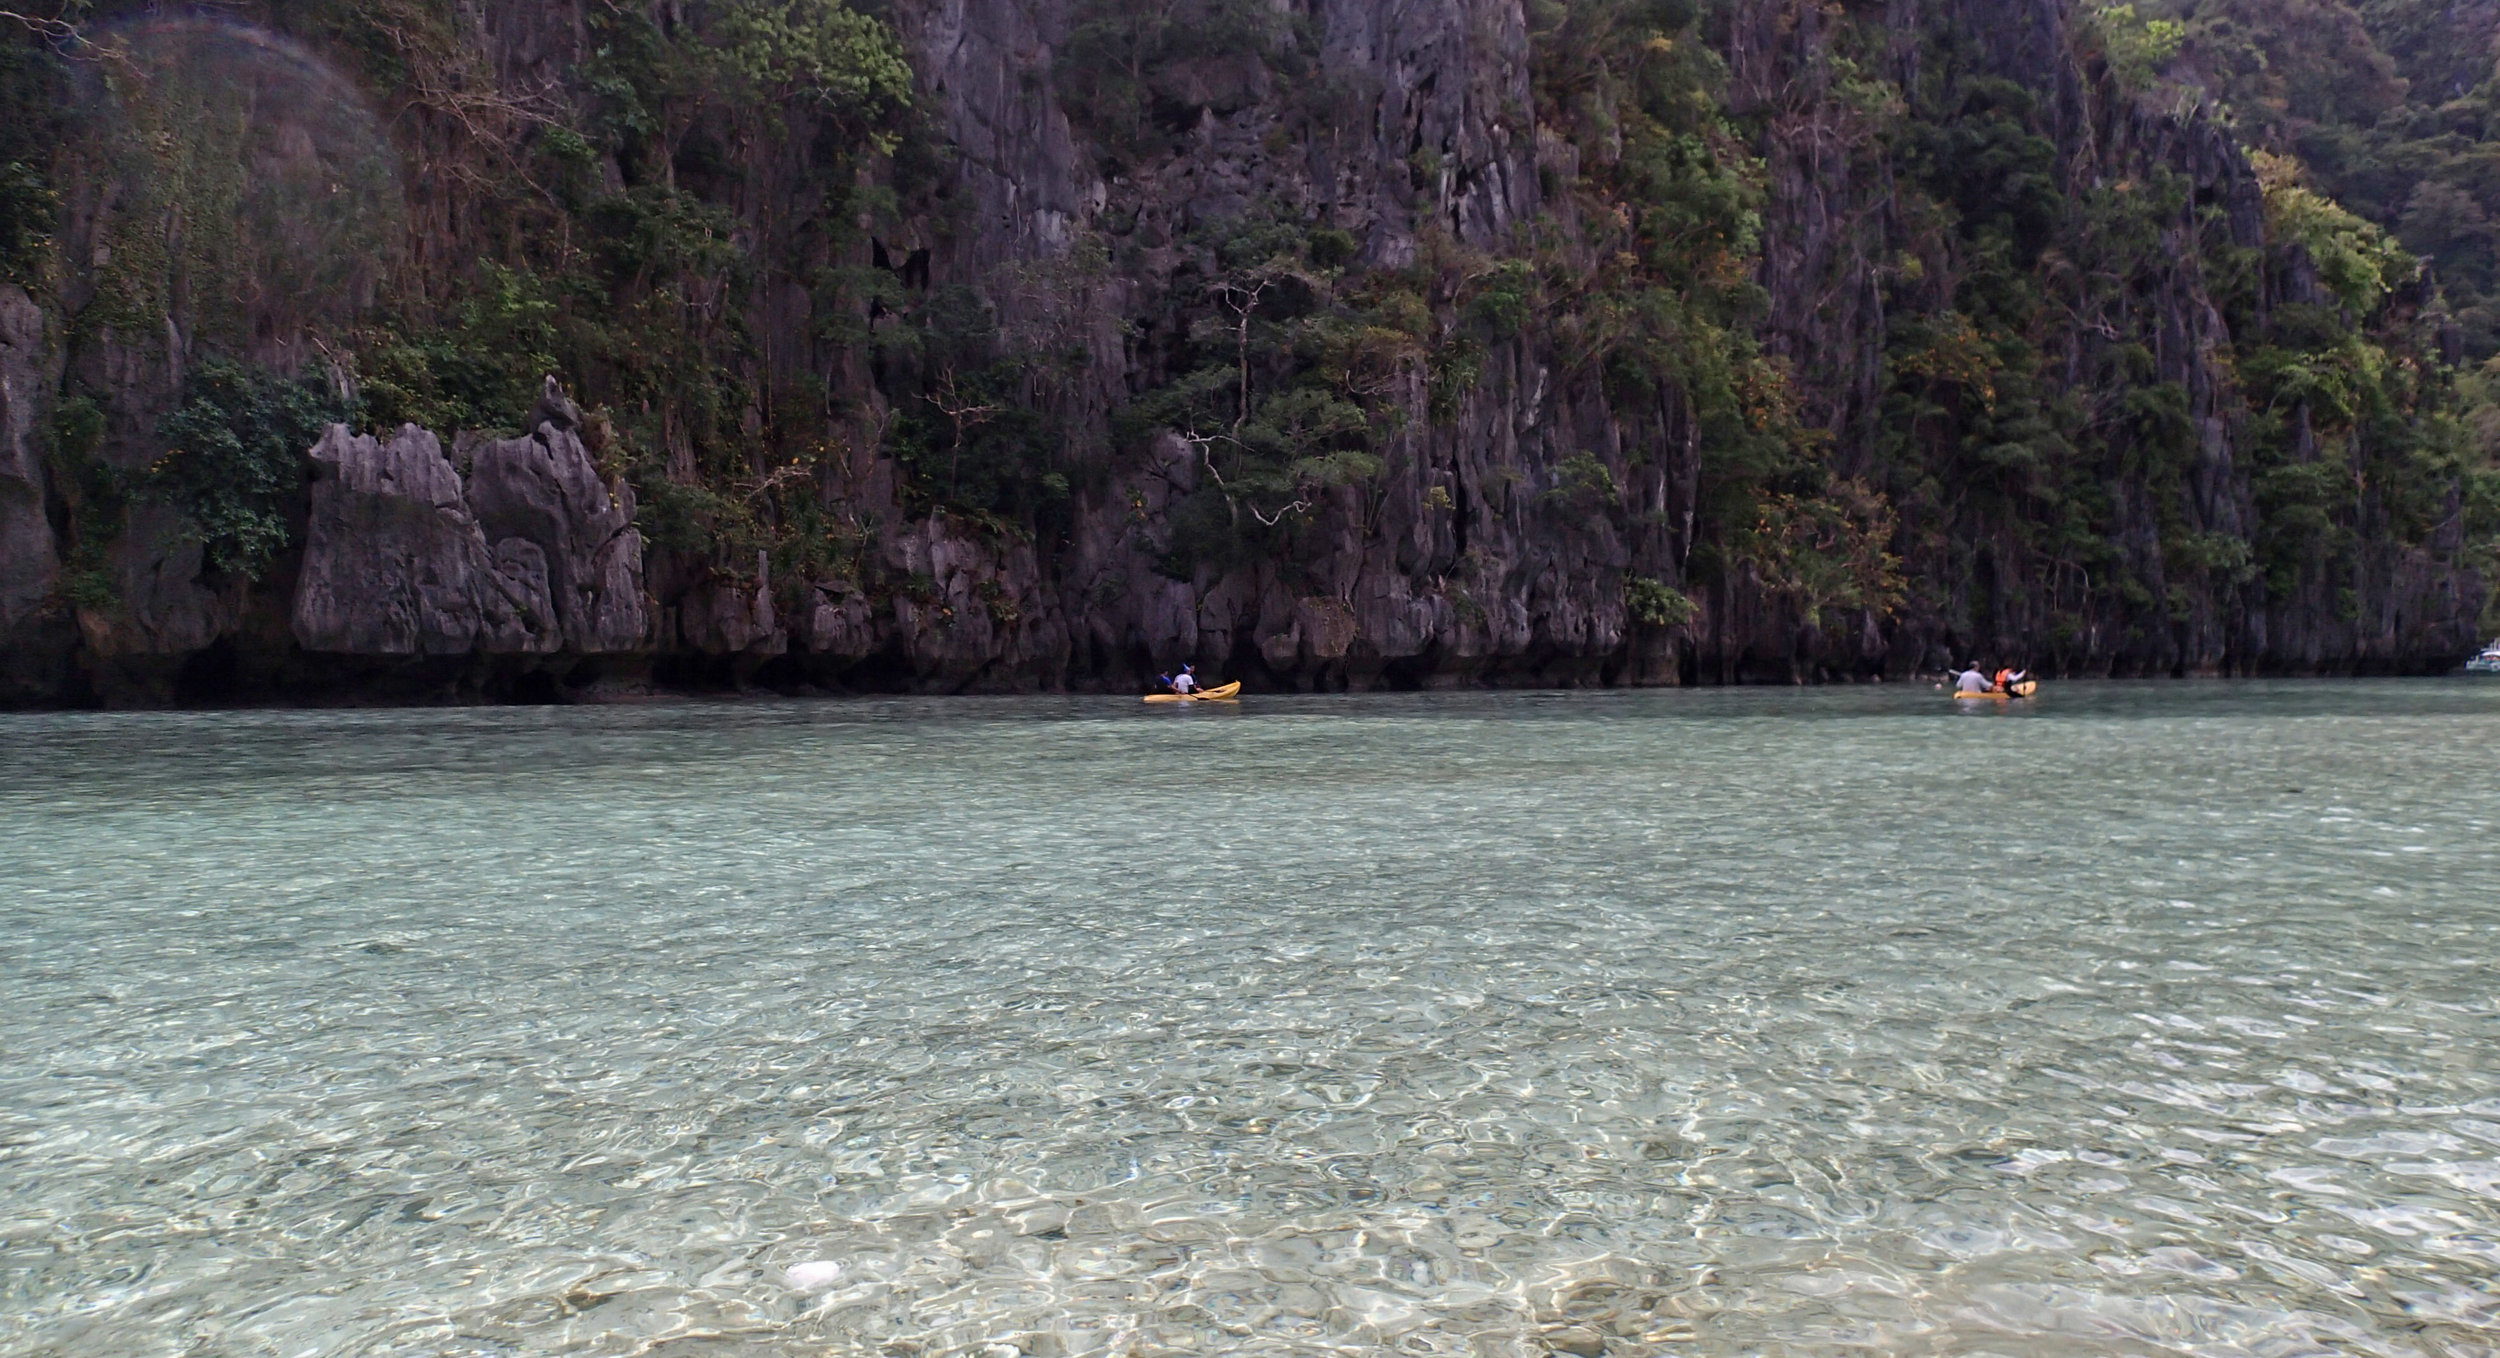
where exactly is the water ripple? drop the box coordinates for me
[0,682,2495,1356]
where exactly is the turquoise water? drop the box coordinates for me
[1,682,2495,1357]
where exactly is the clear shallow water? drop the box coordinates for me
[1,683,2496,1358]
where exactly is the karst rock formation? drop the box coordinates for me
[0,0,2484,704]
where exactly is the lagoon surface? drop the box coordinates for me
[2,682,2497,1357]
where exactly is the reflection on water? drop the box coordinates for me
[1,682,2495,1357]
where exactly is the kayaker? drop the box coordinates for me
[1170,664,1199,695]
[1955,664,1995,694]
[1994,666,2029,692]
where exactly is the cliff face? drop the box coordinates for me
[1727,0,2482,679]
[885,0,1688,691]
[0,0,2485,705]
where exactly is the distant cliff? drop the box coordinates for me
[0,0,2487,706]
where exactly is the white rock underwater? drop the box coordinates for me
[782,1260,843,1292]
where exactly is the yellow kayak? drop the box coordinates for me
[1949,680,2039,701]
[1144,681,1241,704]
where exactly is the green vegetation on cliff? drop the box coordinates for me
[2131,0,2500,627]
[151,359,348,579]
[2149,0,2500,350]
[1529,0,1884,626]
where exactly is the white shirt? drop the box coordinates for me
[1173,673,1197,693]
[1956,669,1992,693]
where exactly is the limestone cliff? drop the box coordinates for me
[0,0,2485,705]
[291,381,652,660]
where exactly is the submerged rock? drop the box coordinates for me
[782,1260,843,1291]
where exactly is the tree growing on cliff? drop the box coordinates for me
[147,359,348,580]
[1121,215,1406,573]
